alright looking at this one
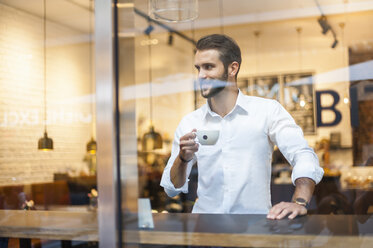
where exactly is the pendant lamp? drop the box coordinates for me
[340,22,349,105]
[87,137,97,154]
[296,27,303,72]
[149,0,198,22]
[219,0,224,34]
[86,0,97,154]
[38,0,53,151]
[296,27,306,109]
[142,31,163,151]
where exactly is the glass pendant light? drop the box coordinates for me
[142,30,163,151]
[38,0,53,151]
[149,0,198,22]
[86,0,97,154]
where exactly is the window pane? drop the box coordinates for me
[118,0,373,247]
[0,0,97,245]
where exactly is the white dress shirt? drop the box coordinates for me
[160,90,324,214]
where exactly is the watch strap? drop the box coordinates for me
[179,154,192,163]
[293,197,308,207]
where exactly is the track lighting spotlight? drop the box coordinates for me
[331,39,338,49]
[144,25,154,35]
[318,15,331,35]
[168,32,173,46]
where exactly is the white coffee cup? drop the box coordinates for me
[196,130,220,145]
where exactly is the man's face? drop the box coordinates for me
[194,49,228,99]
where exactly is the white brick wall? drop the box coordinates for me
[0,4,94,186]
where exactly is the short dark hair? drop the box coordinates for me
[196,34,242,77]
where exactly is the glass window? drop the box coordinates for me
[0,0,97,246]
[117,0,373,247]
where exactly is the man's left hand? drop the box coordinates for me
[267,201,307,220]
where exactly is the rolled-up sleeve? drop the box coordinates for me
[160,121,196,197]
[268,100,324,185]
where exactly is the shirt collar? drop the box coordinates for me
[202,89,249,119]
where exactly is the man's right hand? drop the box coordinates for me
[171,129,199,188]
[179,128,199,162]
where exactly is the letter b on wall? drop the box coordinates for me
[316,90,342,127]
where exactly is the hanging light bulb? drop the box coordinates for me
[341,1,350,105]
[299,94,306,108]
[296,27,307,109]
[142,29,163,151]
[251,30,261,96]
[38,0,53,151]
[343,96,349,104]
[339,22,350,105]
[86,0,97,154]
[296,27,303,72]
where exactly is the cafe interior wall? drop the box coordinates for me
[134,10,373,168]
[0,3,93,185]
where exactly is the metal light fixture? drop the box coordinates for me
[38,131,53,151]
[149,0,198,22]
[318,15,331,35]
[142,27,163,151]
[38,0,53,151]
[317,15,338,48]
[167,32,174,46]
[86,137,97,154]
[315,0,338,48]
[86,0,97,154]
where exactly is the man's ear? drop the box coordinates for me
[228,61,239,77]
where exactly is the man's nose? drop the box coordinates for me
[198,70,207,79]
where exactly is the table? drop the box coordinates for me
[1,210,373,247]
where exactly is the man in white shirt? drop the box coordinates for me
[160,34,324,219]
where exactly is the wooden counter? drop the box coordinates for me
[1,210,373,247]
[0,210,97,241]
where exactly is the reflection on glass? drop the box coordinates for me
[127,1,373,222]
[0,0,97,212]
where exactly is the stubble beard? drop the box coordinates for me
[200,68,229,99]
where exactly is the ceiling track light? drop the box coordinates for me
[318,15,331,35]
[144,24,154,35]
[317,15,339,49]
[134,8,196,45]
[168,32,174,46]
[38,0,53,151]
[315,0,339,49]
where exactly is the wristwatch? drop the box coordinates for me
[293,197,308,207]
